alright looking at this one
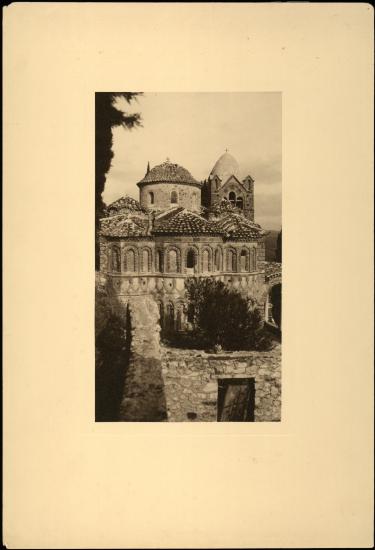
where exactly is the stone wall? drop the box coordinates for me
[101,234,268,331]
[99,292,281,422]
[104,236,262,276]
[140,182,201,211]
[161,343,281,422]
[119,296,168,421]
[106,271,267,334]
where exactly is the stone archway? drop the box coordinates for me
[264,264,282,329]
[268,283,281,328]
[264,280,282,328]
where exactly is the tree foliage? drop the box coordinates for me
[95,92,142,269]
[184,277,272,351]
[95,311,130,421]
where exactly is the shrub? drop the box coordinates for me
[185,277,272,351]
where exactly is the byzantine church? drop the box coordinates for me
[99,151,269,332]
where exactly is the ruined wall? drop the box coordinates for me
[161,344,281,422]
[119,296,167,421]
[106,271,267,334]
[103,293,280,422]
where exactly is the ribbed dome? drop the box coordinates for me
[210,151,240,182]
[137,159,201,187]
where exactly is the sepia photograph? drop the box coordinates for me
[4,4,373,548]
[95,92,282,422]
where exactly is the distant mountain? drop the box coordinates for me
[264,230,280,262]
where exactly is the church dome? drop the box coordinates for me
[210,151,240,182]
[137,159,201,188]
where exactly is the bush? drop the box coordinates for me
[185,277,272,351]
[164,328,208,350]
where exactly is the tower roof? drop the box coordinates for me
[210,151,240,182]
[137,159,201,188]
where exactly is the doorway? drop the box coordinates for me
[217,378,255,421]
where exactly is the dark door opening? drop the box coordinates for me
[270,283,282,328]
[217,378,255,421]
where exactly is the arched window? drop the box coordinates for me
[226,249,236,272]
[236,197,244,210]
[156,250,163,272]
[149,191,154,205]
[167,249,178,273]
[202,249,210,272]
[171,190,178,204]
[186,248,196,269]
[111,247,121,272]
[176,304,184,331]
[240,249,247,272]
[166,303,174,331]
[125,249,136,272]
[141,249,150,273]
[228,191,236,206]
[215,248,221,271]
[252,248,257,271]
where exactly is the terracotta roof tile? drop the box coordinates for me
[265,261,282,280]
[106,196,146,214]
[214,213,265,240]
[100,214,149,237]
[137,160,201,187]
[153,208,222,236]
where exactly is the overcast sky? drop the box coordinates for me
[103,92,281,230]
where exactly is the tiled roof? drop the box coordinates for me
[208,198,237,216]
[214,213,265,240]
[100,200,266,240]
[265,261,282,280]
[153,208,222,236]
[106,196,146,214]
[100,214,149,237]
[137,160,201,187]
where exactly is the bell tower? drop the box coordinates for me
[204,151,255,221]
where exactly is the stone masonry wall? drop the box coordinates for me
[161,343,281,422]
[140,183,201,211]
[209,178,254,221]
[119,296,168,421]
